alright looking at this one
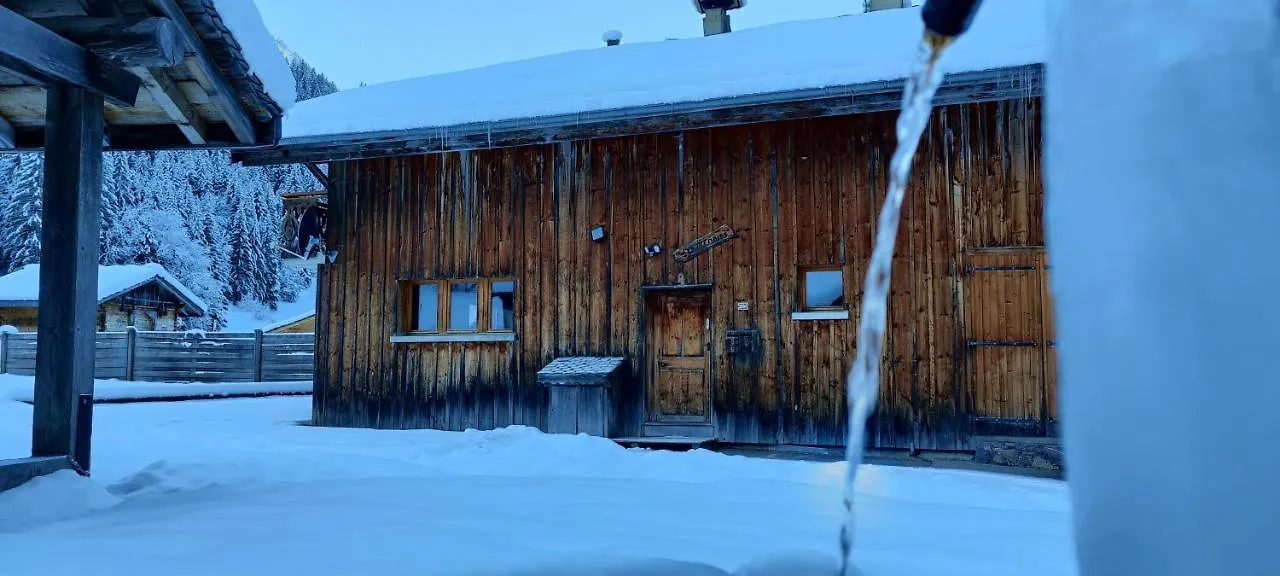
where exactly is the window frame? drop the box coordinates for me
[446,280,482,333]
[404,281,444,334]
[400,278,516,336]
[487,278,516,333]
[799,265,847,312]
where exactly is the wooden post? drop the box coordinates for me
[253,329,264,382]
[0,331,8,374]
[124,326,136,381]
[30,84,103,473]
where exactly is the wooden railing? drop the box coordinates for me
[0,329,314,383]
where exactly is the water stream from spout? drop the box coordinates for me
[839,34,952,576]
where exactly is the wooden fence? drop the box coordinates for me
[0,329,314,382]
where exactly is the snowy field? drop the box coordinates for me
[0,385,1074,575]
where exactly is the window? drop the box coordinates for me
[802,267,845,310]
[411,284,439,332]
[402,279,514,335]
[491,281,515,331]
[449,282,479,332]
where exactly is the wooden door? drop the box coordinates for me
[646,292,712,425]
[963,250,1054,437]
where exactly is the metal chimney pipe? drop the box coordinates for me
[703,8,731,35]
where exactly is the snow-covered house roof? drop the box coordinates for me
[0,0,293,149]
[261,311,315,333]
[0,264,208,316]
[238,0,1044,165]
[204,0,298,115]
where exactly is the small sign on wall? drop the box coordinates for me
[736,301,749,312]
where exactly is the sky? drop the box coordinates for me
[257,1,916,90]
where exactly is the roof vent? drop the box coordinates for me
[691,0,747,36]
[602,30,623,46]
[865,0,911,11]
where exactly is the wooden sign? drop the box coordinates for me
[672,225,737,264]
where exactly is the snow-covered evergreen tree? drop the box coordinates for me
[3,154,45,273]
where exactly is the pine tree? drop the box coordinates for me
[3,154,44,273]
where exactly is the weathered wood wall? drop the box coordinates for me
[314,97,1051,449]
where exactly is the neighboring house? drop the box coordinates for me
[0,264,208,332]
[264,312,316,334]
[238,1,1052,450]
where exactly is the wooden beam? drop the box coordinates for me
[0,113,14,148]
[0,0,98,19]
[58,17,185,68]
[30,84,102,472]
[305,162,328,188]
[0,456,74,493]
[0,4,139,106]
[131,66,205,144]
[150,0,256,144]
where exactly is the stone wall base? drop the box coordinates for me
[974,436,1063,472]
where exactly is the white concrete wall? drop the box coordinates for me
[1046,0,1280,574]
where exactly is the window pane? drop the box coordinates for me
[415,284,438,332]
[449,283,479,331]
[805,269,844,308]
[491,281,515,331]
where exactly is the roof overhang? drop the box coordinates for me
[0,0,287,151]
[235,63,1042,166]
[97,273,207,316]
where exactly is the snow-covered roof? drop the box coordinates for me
[538,357,627,385]
[209,0,297,113]
[279,0,1043,143]
[0,264,208,316]
[261,311,315,333]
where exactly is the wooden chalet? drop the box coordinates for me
[0,263,208,331]
[0,0,292,491]
[237,1,1053,451]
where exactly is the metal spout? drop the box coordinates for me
[921,0,984,38]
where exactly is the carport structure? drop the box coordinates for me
[0,0,292,491]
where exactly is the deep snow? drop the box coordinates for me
[0,375,310,403]
[0,389,1073,575]
[280,0,1045,140]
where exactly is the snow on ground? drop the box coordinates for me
[281,0,1045,141]
[0,374,310,403]
[0,393,1074,575]
[221,284,316,333]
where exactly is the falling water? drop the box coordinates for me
[839,32,954,576]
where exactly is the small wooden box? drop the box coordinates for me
[538,357,625,437]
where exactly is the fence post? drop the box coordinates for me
[253,329,264,382]
[0,331,8,374]
[125,326,137,381]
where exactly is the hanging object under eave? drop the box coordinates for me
[280,190,331,268]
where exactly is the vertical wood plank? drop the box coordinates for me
[31,86,103,469]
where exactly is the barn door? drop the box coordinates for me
[963,250,1054,436]
[645,291,712,428]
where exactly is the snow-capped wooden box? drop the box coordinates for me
[538,357,625,438]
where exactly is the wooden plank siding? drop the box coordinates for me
[313,97,1052,449]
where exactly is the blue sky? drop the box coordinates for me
[258,1,905,89]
